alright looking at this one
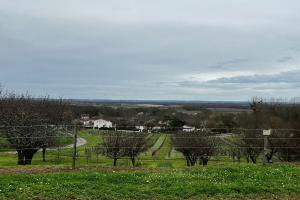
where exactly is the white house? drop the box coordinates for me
[183,125,196,132]
[152,126,162,131]
[83,120,94,128]
[93,119,113,129]
[81,114,90,121]
[135,126,145,132]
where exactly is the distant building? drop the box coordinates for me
[93,119,113,129]
[183,125,196,132]
[81,114,90,121]
[152,126,162,131]
[83,120,94,128]
[135,126,145,132]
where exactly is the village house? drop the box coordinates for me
[81,114,90,121]
[135,126,145,132]
[183,125,196,132]
[93,119,113,129]
[83,120,94,128]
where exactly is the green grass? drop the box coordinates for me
[54,135,73,147]
[155,135,172,159]
[1,131,300,199]
[0,165,300,199]
[0,137,10,152]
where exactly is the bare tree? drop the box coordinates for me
[123,132,150,166]
[0,92,71,165]
[240,129,263,164]
[238,98,300,163]
[101,131,151,166]
[272,130,300,162]
[171,131,215,166]
[101,131,127,166]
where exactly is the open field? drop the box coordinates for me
[0,130,292,167]
[1,130,300,199]
[0,165,300,200]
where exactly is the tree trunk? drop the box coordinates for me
[113,157,117,166]
[201,157,208,166]
[246,155,250,163]
[250,155,256,164]
[42,148,46,162]
[131,157,135,167]
[186,159,190,166]
[185,156,191,166]
[24,149,37,165]
[17,149,37,165]
[17,150,25,165]
[189,156,196,166]
[266,151,273,163]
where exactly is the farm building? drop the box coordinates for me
[135,126,145,132]
[83,120,94,128]
[183,125,196,132]
[93,119,113,129]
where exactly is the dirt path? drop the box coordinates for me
[1,137,87,154]
[151,135,167,158]
[61,137,87,149]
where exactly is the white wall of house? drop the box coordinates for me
[152,126,161,131]
[135,126,145,132]
[83,120,94,127]
[93,119,113,129]
[183,125,196,132]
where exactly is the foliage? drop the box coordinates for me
[169,117,185,128]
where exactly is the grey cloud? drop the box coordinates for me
[1,1,300,100]
[277,56,293,63]
[209,70,300,84]
[210,58,248,69]
[177,70,300,91]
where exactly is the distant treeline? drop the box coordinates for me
[69,99,250,107]
[182,103,250,111]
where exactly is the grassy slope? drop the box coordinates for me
[0,165,300,200]
[1,132,300,199]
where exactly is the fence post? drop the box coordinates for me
[72,125,78,170]
[263,129,271,165]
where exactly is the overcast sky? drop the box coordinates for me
[1,0,300,101]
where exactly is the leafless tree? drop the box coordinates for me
[171,131,215,166]
[101,131,127,166]
[101,131,150,166]
[240,129,263,163]
[238,98,300,163]
[271,130,300,162]
[0,92,71,165]
[123,132,150,166]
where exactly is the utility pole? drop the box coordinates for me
[72,125,78,170]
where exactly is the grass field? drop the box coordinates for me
[1,131,300,199]
[0,165,299,199]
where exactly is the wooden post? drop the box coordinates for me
[72,126,78,170]
[263,129,271,165]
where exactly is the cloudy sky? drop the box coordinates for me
[1,0,300,100]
